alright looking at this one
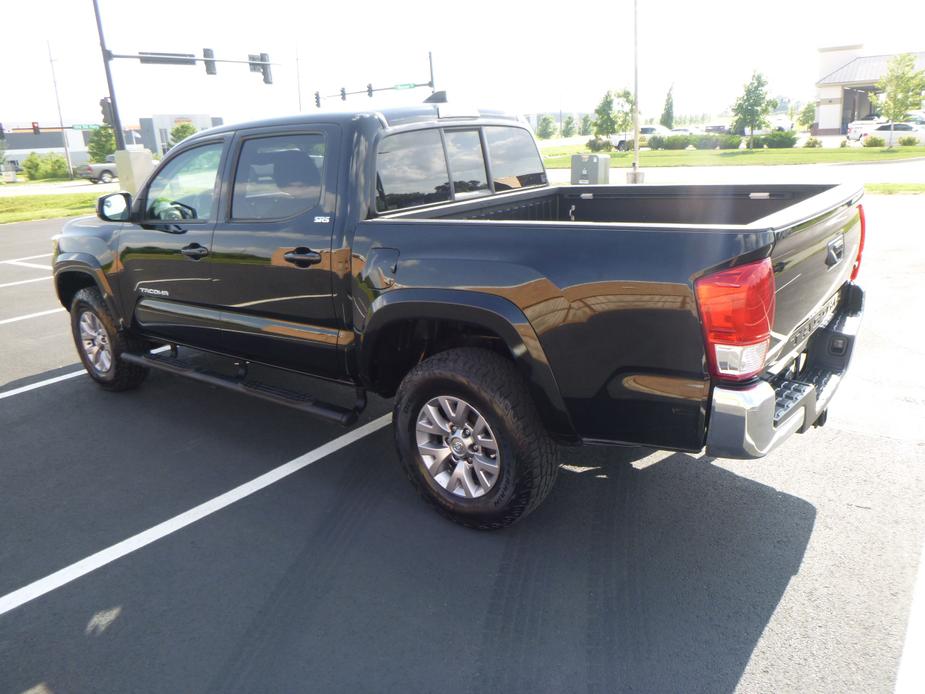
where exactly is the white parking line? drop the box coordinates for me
[0,346,170,400]
[895,539,925,693]
[0,370,86,400]
[0,413,392,617]
[0,308,65,325]
[0,253,52,264]
[0,276,52,289]
[4,261,52,270]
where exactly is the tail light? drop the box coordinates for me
[851,204,865,281]
[695,258,776,381]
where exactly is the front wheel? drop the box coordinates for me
[70,287,148,391]
[393,348,559,529]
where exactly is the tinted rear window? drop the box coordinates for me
[444,130,489,197]
[376,130,450,211]
[484,126,546,191]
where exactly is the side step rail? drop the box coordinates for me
[121,351,365,426]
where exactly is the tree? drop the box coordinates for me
[660,86,674,129]
[731,71,777,148]
[593,92,617,138]
[535,114,557,140]
[169,123,198,147]
[87,125,116,163]
[579,114,593,136]
[872,53,925,147]
[797,102,816,130]
[561,115,576,138]
[613,89,635,141]
[0,138,6,169]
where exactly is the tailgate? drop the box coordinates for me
[765,194,862,369]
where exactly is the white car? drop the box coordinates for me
[847,115,887,141]
[862,122,924,145]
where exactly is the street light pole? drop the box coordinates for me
[47,41,73,178]
[632,0,640,177]
[91,0,126,150]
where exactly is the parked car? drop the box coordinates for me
[862,122,924,145]
[847,115,887,141]
[75,155,117,184]
[671,127,702,135]
[612,124,673,150]
[53,105,866,528]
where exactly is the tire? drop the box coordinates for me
[393,348,559,530]
[70,287,148,391]
[99,170,114,184]
[89,179,99,184]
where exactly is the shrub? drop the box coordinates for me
[803,137,822,148]
[647,135,665,150]
[587,137,613,152]
[864,136,885,148]
[693,134,720,150]
[718,134,742,149]
[662,135,691,150]
[20,152,70,180]
[899,136,918,146]
[762,131,798,148]
[839,139,849,148]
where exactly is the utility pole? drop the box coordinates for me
[47,41,73,177]
[428,51,435,92]
[91,0,125,150]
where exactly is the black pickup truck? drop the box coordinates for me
[53,105,865,528]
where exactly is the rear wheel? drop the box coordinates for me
[99,170,114,184]
[393,348,559,529]
[70,287,148,391]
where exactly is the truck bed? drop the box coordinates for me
[396,183,837,226]
[365,182,863,447]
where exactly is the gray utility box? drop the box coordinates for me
[570,154,610,184]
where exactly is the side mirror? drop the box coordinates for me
[97,192,131,222]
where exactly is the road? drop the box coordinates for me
[547,157,925,185]
[1,156,922,199]
[1,199,923,693]
[0,178,119,198]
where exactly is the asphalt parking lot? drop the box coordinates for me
[1,197,923,694]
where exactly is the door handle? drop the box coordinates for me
[283,248,322,267]
[181,243,209,259]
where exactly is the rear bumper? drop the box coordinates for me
[705,283,864,459]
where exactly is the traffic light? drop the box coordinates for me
[203,48,216,75]
[259,52,272,84]
[367,83,373,97]
[340,87,346,101]
[314,92,321,108]
[32,121,40,135]
[100,98,113,127]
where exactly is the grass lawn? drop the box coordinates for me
[543,146,925,168]
[864,183,925,195]
[0,193,98,224]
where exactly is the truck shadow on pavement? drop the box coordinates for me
[206,437,816,694]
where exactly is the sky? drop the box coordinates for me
[2,0,923,130]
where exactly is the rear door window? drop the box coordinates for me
[444,130,489,197]
[231,133,325,220]
[376,130,450,212]
[483,127,546,191]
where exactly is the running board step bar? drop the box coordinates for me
[121,351,365,426]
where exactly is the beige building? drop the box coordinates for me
[815,45,925,135]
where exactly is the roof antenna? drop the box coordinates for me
[424,91,447,104]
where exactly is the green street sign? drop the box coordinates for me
[393,83,416,90]
[72,124,101,130]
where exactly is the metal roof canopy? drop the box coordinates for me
[817,52,925,87]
